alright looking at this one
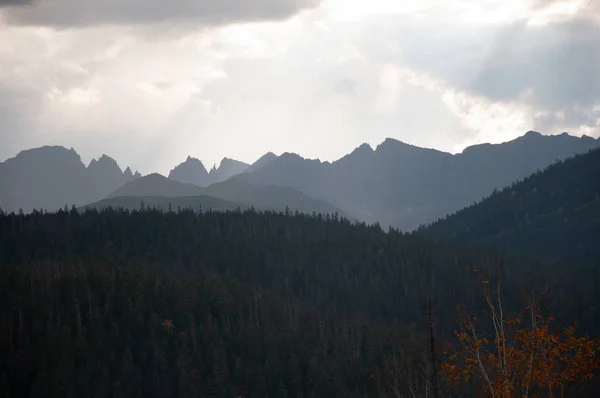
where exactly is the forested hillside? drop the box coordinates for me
[1,207,600,396]
[422,148,600,264]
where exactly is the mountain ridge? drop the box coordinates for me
[2,132,599,226]
[0,146,139,213]
[239,132,599,230]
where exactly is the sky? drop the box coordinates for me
[0,0,599,175]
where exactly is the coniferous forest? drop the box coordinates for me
[1,200,600,397]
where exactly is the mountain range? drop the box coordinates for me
[0,146,140,213]
[238,131,599,229]
[168,156,250,187]
[1,131,598,229]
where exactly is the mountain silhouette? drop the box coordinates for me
[2,131,598,224]
[108,173,204,198]
[245,152,278,173]
[208,158,250,183]
[107,173,346,217]
[168,156,249,187]
[239,131,600,230]
[204,177,348,217]
[421,148,600,264]
[168,156,210,186]
[87,154,133,203]
[0,146,138,213]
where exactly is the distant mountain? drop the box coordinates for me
[168,156,210,187]
[87,155,132,202]
[168,156,249,187]
[124,166,134,179]
[204,177,349,218]
[245,152,278,173]
[239,131,600,230]
[0,146,138,213]
[421,148,600,264]
[108,173,204,198]
[208,158,250,183]
[3,131,598,223]
[82,194,246,213]
[105,173,346,217]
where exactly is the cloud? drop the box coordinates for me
[468,22,599,106]
[1,0,599,174]
[368,2,600,136]
[332,78,356,95]
[0,85,42,158]
[0,0,320,27]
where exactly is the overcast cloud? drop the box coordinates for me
[0,0,320,27]
[0,0,599,174]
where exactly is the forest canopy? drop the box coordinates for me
[1,206,600,396]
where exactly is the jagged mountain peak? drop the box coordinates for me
[349,143,374,156]
[216,157,249,168]
[181,156,203,165]
[12,145,83,164]
[207,157,250,183]
[168,156,209,187]
[88,154,122,173]
[376,137,422,152]
[334,143,374,165]
[246,152,278,173]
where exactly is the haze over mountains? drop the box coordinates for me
[100,173,346,217]
[1,131,598,230]
[238,131,599,229]
[168,156,250,187]
[0,146,140,213]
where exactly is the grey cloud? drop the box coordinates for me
[468,21,600,110]
[0,0,320,27]
[390,15,600,131]
[0,0,33,5]
[533,107,600,133]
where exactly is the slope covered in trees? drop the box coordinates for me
[1,207,599,396]
[421,148,600,264]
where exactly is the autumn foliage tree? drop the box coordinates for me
[441,266,600,397]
